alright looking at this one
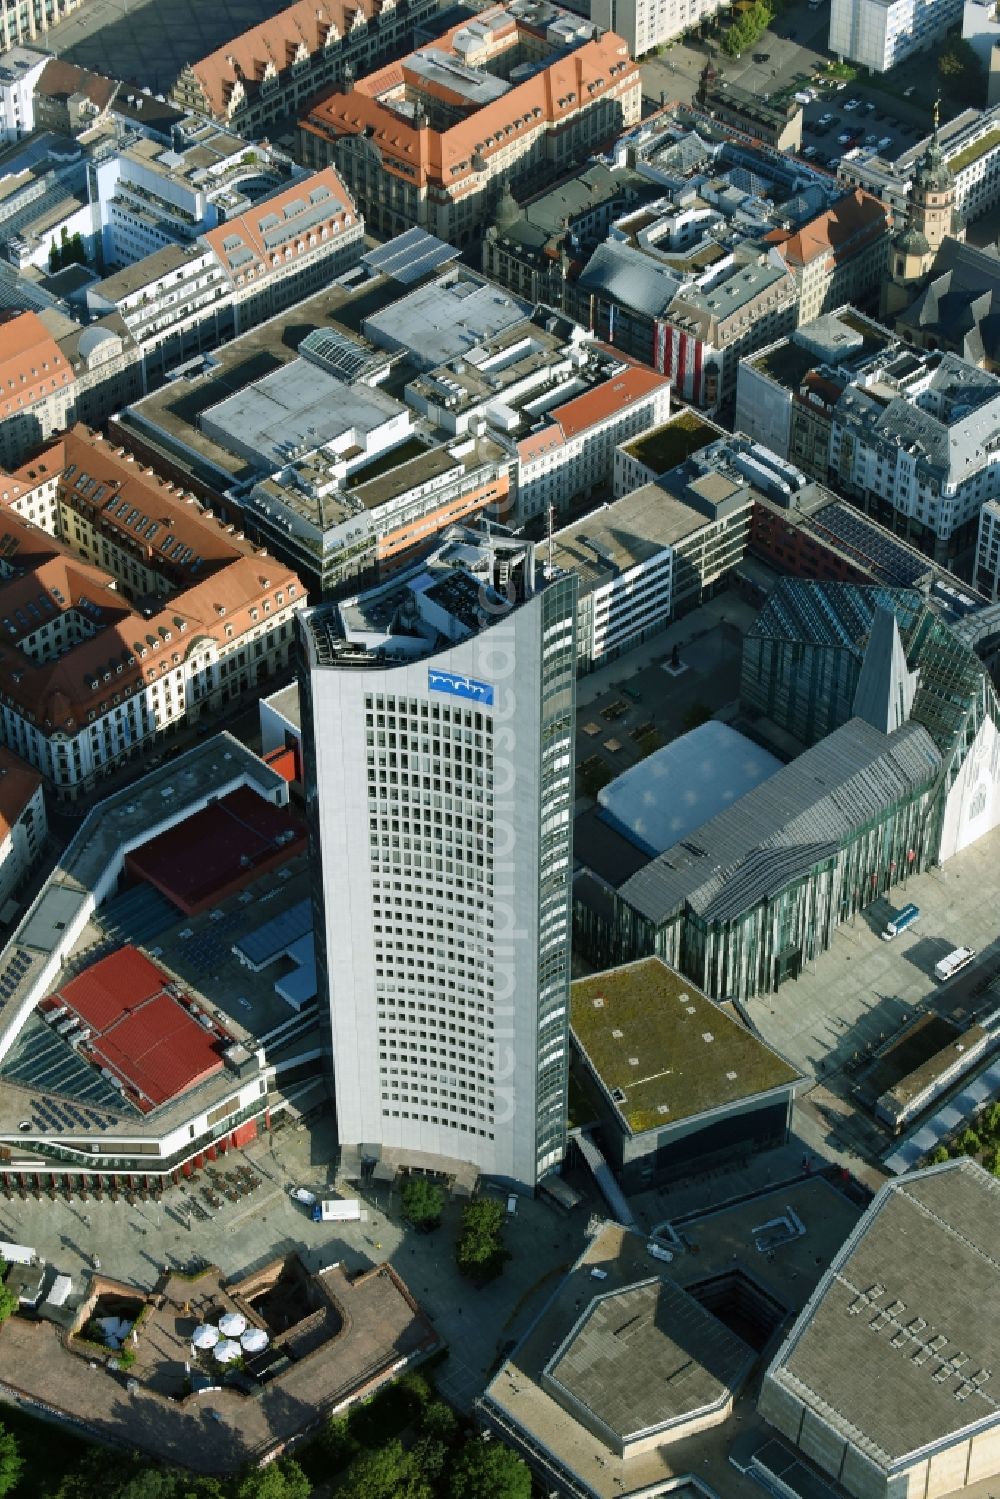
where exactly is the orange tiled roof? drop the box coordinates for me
[203,166,354,279]
[183,0,383,118]
[58,428,249,583]
[303,29,638,189]
[0,428,301,730]
[778,189,888,268]
[0,312,74,423]
[0,746,42,841]
[553,366,669,440]
[517,428,563,461]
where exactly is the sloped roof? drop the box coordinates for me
[897,236,1000,366]
[0,311,74,421]
[36,58,119,111]
[302,28,638,188]
[777,188,888,269]
[0,426,300,729]
[0,747,42,842]
[178,0,378,118]
[202,166,353,280]
[553,366,669,440]
[577,239,683,318]
[618,717,941,927]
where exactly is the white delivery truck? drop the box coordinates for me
[0,1240,37,1266]
[934,947,976,982]
[312,1198,367,1223]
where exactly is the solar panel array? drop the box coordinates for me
[812,502,929,588]
[362,226,459,285]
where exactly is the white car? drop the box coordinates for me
[801,145,818,158]
[842,99,859,111]
[290,1187,317,1207]
[838,131,853,144]
[818,112,835,124]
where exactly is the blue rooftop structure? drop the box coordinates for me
[597,721,782,858]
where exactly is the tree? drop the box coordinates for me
[448,1439,532,1499]
[401,1176,446,1231]
[937,36,984,100]
[929,1144,950,1165]
[338,1440,433,1499]
[0,1261,17,1328]
[50,1455,223,1499]
[421,1399,460,1446]
[320,1413,359,1470]
[681,701,713,733]
[456,1200,510,1284]
[0,1424,21,1498]
[233,1459,310,1499]
[959,1128,982,1156]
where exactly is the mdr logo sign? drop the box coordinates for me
[427,669,494,706]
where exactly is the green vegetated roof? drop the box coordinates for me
[947,128,1000,177]
[623,409,718,472]
[570,957,800,1135]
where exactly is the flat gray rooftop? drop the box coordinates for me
[543,1276,753,1446]
[199,358,406,472]
[546,481,725,594]
[119,271,406,490]
[763,1160,1000,1469]
[363,274,530,371]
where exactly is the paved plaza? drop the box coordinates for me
[0,1109,587,1414]
[31,0,284,96]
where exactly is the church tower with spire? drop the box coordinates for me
[883,101,964,321]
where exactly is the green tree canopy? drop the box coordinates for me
[0,1424,22,1499]
[233,1458,310,1499]
[447,1439,532,1499]
[0,1261,17,1329]
[338,1439,433,1499]
[455,1200,509,1283]
[400,1176,446,1230]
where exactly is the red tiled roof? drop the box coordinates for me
[778,188,888,268]
[127,786,307,914]
[181,0,385,118]
[553,366,669,440]
[302,28,638,189]
[52,947,228,1110]
[0,747,42,842]
[0,312,74,422]
[0,426,301,729]
[202,166,353,280]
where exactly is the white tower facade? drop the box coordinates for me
[299,529,577,1188]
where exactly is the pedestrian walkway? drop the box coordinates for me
[575,592,758,711]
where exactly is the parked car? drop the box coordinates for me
[878,135,893,150]
[903,84,916,97]
[865,134,878,146]
[290,1187,317,1208]
[818,111,835,124]
[753,51,770,61]
[838,131,854,144]
[843,98,860,111]
[802,144,818,158]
